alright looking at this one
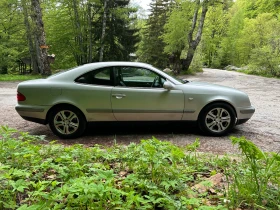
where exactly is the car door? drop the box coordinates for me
[111,66,184,121]
[74,67,115,121]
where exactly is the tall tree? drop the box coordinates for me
[30,0,51,75]
[239,13,280,76]
[217,2,245,66]
[163,0,227,72]
[45,0,138,66]
[99,0,108,61]
[137,0,173,69]
[21,0,38,73]
[0,0,26,74]
[94,0,139,61]
[163,0,193,72]
[201,0,233,67]
[181,0,211,71]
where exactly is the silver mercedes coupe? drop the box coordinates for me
[15,62,255,139]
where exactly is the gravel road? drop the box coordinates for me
[0,69,279,154]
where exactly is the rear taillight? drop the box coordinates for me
[17,92,26,101]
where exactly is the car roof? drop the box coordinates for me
[48,62,181,85]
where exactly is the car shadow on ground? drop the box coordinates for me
[30,121,243,147]
[85,121,199,136]
[52,121,201,146]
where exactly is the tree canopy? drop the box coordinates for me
[1,0,280,77]
[0,0,139,74]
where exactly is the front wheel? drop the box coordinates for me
[198,103,236,136]
[49,106,86,139]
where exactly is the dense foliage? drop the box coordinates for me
[142,0,280,76]
[1,0,280,77]
[136,0,172,69]
[0,126,279,209]
[0,0,139,74]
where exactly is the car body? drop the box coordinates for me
[15,62,255,138]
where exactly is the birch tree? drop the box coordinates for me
[31,0,51,75]
[99,0,108,61]
[181,0,210,71]
[21,0,39,73]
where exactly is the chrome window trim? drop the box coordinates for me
[112,85,166,90]
[74,82,114,88]
[113,66,168,88]
[74,66,114,86]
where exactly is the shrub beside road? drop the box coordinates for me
[0,126,279,209]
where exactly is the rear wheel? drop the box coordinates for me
[198,103,236,136]
[49,106,86,139]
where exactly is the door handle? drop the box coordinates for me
[112,94,126,99]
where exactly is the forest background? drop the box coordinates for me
[1,0,280,78]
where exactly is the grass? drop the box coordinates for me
[0,126,279,209]
[0,74,45,81]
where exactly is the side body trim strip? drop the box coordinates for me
[15,107,44,112]
[87,109,195,114]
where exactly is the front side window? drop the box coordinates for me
[75,67,112,86]
[114,67,166,88]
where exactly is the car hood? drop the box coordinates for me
[180,81,246,95]
[187,81,235,89]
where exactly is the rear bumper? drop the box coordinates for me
[21,116,47,125]
[15,105,49,124]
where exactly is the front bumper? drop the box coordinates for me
[236,118,250,125]
[236,105,255,120]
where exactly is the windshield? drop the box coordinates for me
[163,72,189,84]
[173,77,189,84]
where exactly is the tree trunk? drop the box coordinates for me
[182,47,194,71]
[99,0,108,62]
[73,0,85,65]
[182,0,209,71]
[88,4,92,63]
[31,0,51,75]
[22,0,38,74]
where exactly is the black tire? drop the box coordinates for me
[198,103,236,136]
[49,105,86,139]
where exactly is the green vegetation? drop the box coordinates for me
[1,0,280,77]
[144,0,280,76]
[0,0,139,74]
[0,75,44,81]
[0,126,279,209]
[136,0,171,69]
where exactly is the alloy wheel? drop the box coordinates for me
[53,110,79,135]
[205,107,231,133]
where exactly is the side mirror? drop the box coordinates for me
[163,81,174,90]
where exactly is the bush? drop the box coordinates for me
[0,126,279,209]
[247,46,280,77]
[228,136,280,209]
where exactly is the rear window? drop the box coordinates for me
[75,67,113,86]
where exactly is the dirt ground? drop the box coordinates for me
[0,69,280,154]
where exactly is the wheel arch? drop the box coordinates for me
[198,100,237,121]
[46,103,87,124]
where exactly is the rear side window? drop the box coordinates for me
[75,67,113,86]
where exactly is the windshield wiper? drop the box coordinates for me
[182,79,189,84]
